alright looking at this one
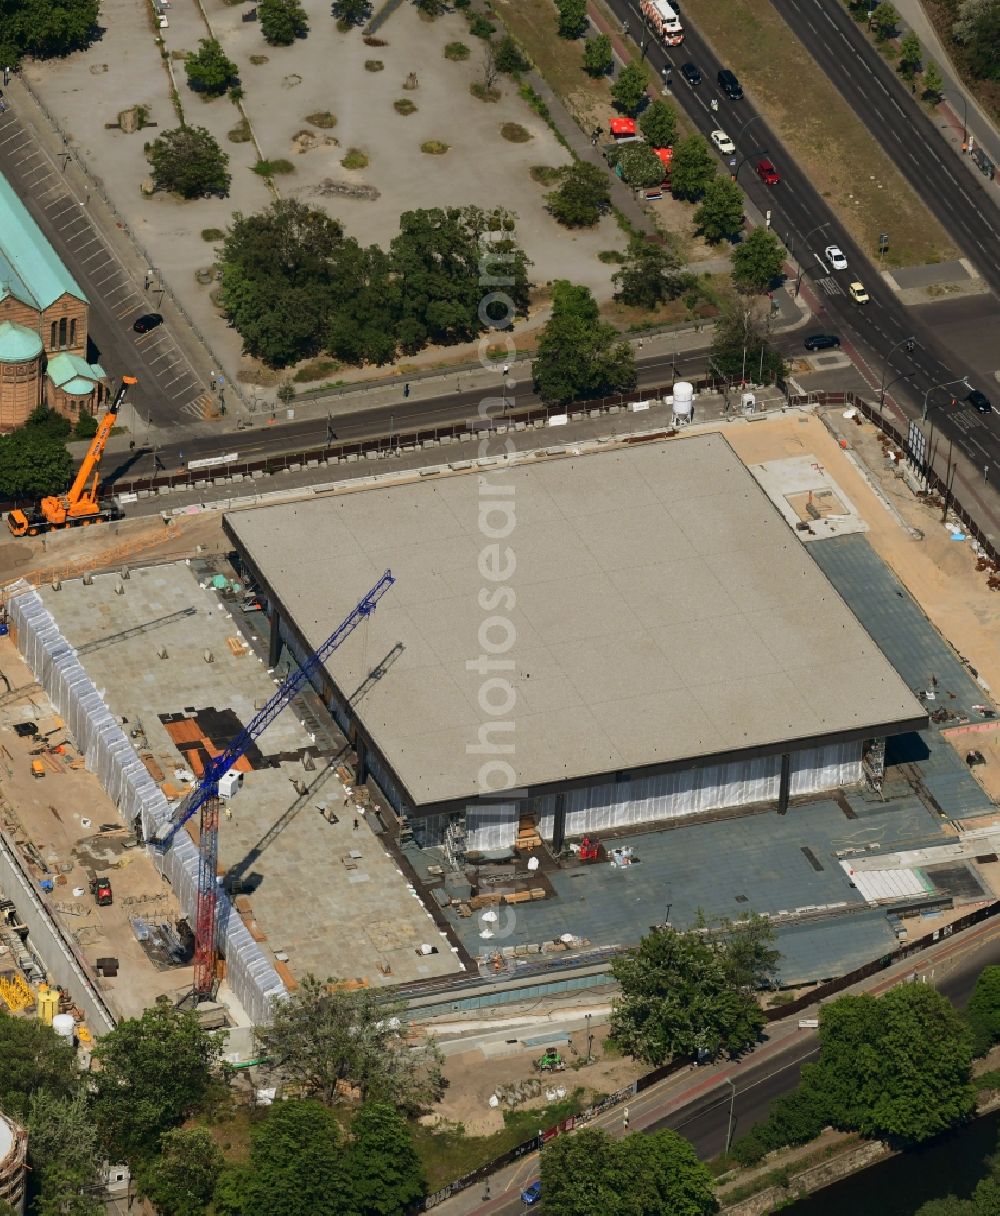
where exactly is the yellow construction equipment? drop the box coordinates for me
[7,376,138,538]
[0,973,34,1013]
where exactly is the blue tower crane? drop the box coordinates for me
[154,569,395,998]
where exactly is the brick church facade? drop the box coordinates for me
[0,173,107,431]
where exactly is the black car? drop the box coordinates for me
[717,68,744,99]
[804,334,841,352]
[133,312,164,334]
[966,389,992,414]
[680,62,702,86]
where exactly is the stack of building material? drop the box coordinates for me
[234,894,267,943]
[516,816,541,851]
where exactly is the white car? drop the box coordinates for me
[825,244,847,271]
[710,129,736,155]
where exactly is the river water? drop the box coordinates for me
[781,1111,1000,1216]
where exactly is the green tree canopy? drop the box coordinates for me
[0,421,73,499]
[899,30,922,78]
[344,1102,426,1216]
[613,236,692,309]
[610,917,776,1065]
[952,0,1000,80]
[27,1089,103,1216]
[533,281,635,406]
[617,142,666,188]
[256,974,444,1114]
[639,99,678,148]
[803,984,976,1145]
[731,227,785,293]
[331,0,372,26]
[137,1127,223,1216]
[694,176,744,242]
[214,1099,348,1216]
[870,1,899,38]
[547,161,611,227]
[91,1002,225,1163]
[711,297,785,383]
[611,61,648,115]
[494,34,529,73]
[185,38,239,96]
[555,0,588,38]
[923,59,945,98]
[259,0,309,45]
[148,125,231,199]
[669,134,716,200]
[541,1128,623,1216]
[967,966,1000,1057]
[0,0,99,66]
[583,32,613,76]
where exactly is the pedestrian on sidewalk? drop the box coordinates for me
[623,1106,630,1130]
[353,817,359,831]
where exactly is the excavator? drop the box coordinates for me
[7,376,138,538]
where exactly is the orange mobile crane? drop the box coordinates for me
[7,376,138,538]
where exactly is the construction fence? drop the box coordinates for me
[4,581,284,1027]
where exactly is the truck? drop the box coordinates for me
[7,376,137,537]
[90,876,113,906]
[641,0,685,46]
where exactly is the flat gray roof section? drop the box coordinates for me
[226,434,926,808]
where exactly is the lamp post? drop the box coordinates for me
[725,1077,737,1153]
[795,222,830,295]
[921,377,970,422]
[879,335,916,416]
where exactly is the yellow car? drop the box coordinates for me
[848,281,870,304]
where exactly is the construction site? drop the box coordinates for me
[1,402,999,1052]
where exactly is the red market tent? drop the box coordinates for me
[609,117,637,137]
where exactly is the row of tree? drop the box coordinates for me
[0,0,99,68]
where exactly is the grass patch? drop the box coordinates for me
[678,0,955,266]
[394,98,417,115]
[306,110,337,128]
[293,358,342,383]
[364,59,384,72]
[227,118,252,143]
[597,248,624,263]
[976,1069,1000,1093]
[253,158,295,176]
[501,121,531,141]
[471,83,501,102]
[201,228,225,241]
[529,164,561,185]
[420,139,449,155]
[444,41,471,60]
[412,1089,592,1192]
[341,148,369,169]
[249,54,269,65]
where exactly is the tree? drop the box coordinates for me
[899,30,922,79]
[616,143,667,189]
[711,296,784,382]
[802,984,975,1145]
[214,1100,348,1216]
[870,1,899,39]
[669,134,716,200]
[25,403,71,438]
[611,61,648,115]
[148,125,231,199]
[259,0,309,45]
[731,228,785,293]
[547,161,611,227]
[344,1102,426,1216]
[967,967,1000,1057]
[137,1128,223,1216]
[184,38,239,97]
[639,98,678,148]
[256,974,444,1114]
[413,0,447,13]
[555,0,588,39]
[0,421,73,499]
[952,0,1000,79]
[693,175,745,242]
[533,281,636,406]
[583,32,613,76]
[0,0,99,66]
[624,1130,718,1216]
[325,244,398,366]
[331,0,372,26]
[91,1002,225,1163]
[74,411,99,439]
[28,1090,103,1216]
[494,34,529,74]
[541,1128,622,1216]
[922,59,945,99]
[613,236,692,308]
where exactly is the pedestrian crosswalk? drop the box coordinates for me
[816,276,845,297]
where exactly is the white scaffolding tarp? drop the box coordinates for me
[7,582,284,1026]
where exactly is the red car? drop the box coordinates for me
[756,158,780,185]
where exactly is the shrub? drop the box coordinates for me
[420,140,449,154]
[74,412,99,439]
[530,165,561,184]
[469,14,495,37]
[227,118,252,142]
[249,54,269,65]
[341,148,369,169]
[444,41,471,60]
[253,158,295,175]
[394,99,417,114]
[501,122,531,142]
[364,59,384,71]
[305,111,337,128]
[201,228,225,241]
[470,82,501,101]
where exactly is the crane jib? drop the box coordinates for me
[153,569,395,851]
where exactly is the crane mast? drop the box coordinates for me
[154,569,396,999]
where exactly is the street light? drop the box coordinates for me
[794,222,830,295]
[921,376,971,422]
[725,1077,737,1153]
[879,335,916,415]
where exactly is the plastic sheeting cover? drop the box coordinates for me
[7,582,286,1026]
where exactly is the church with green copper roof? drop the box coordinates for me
[0,172,107,430]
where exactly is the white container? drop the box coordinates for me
[52,1013,75,1039]
[672,381,694,419]
[219,771,243,799]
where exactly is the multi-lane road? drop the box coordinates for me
[608,0,998,481]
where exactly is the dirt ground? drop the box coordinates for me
[431,1026,643,1136]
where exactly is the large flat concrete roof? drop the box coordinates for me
[226,434,926,808]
